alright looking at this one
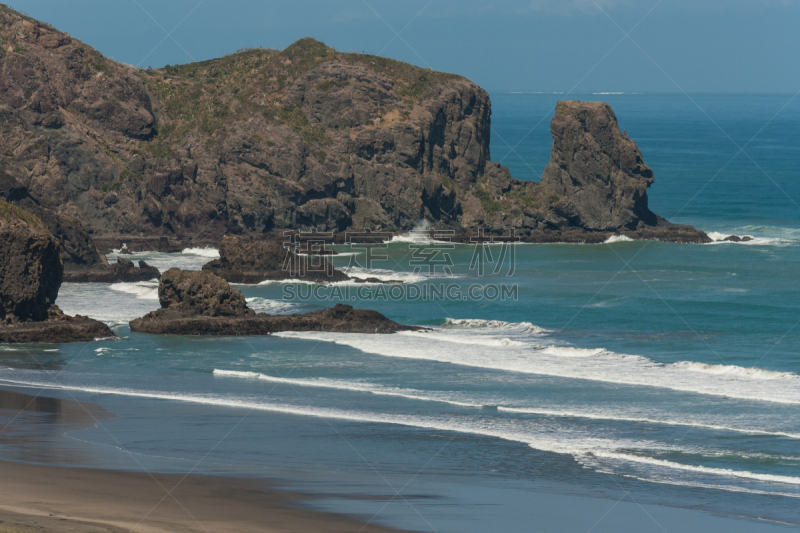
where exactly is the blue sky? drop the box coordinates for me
[7,0,800,93]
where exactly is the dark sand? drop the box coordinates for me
[0,460,408,532]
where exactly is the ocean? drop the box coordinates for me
[2,93,800,532]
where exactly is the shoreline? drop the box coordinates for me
[1,382,799,532]
[0,459,410,533]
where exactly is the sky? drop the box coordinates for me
[6,0,800,93]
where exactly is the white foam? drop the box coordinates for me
[337,267,430,284]
[256,278,318,286]
[109,281,159,301]
[418,330,527,347]
[181,247,220,258]
[212,369,260,379]
[604,235,634,243]
[245,297,302,314]
[539,346,606,357]
[389,219,442,243]
[273,329,800,405]
[586,451,800,486]
[105,250,213,272]
[498,407,800,439]
[705,231,790,246]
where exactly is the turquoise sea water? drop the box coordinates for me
[2,93,800,532]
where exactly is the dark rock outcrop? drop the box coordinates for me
[62,257,160,283]
[0,305,115,343]
[723,235,752,242]
[0,200,114,342]
[130,268,419,335]
[155,268,254,318]
[203,236,349,284]
[0,201,61,322]
[530,101,709,242]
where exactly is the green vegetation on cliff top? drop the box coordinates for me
[142,37,462,153]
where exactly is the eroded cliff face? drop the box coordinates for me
[0,6,707,244]
[0,8,490,238]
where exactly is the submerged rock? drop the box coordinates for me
[0,201,114,343]
[130,268,420,335]
[723,235,753,242]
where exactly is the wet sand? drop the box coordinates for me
[0,387,407,532]
[0,460,408,533]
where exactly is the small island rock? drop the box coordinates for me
[130,268,420,335]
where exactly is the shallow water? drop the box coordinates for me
[3,93,800,532]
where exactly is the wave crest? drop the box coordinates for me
[109,281,159,301]
[672,361,797,380]
[444,318,550,335]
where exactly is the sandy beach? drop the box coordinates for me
[0,459,408,533]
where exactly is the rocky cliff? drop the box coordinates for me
[0,6,707,244]
[0,200,114,342]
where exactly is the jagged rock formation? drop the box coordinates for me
[156,268,254,319]
[0,200,114,342]
[541,101,657,231]
[202,236,349,283]
[130,268,420,335]
[0,6,707,244]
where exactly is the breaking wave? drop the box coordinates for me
[109,281,159,301]
[181,247,220,258]
[274,322,800,405]
[604,235,634,243]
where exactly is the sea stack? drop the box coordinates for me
[535,101,711,243]
[541,101,658,231]
[0,201,114,343]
